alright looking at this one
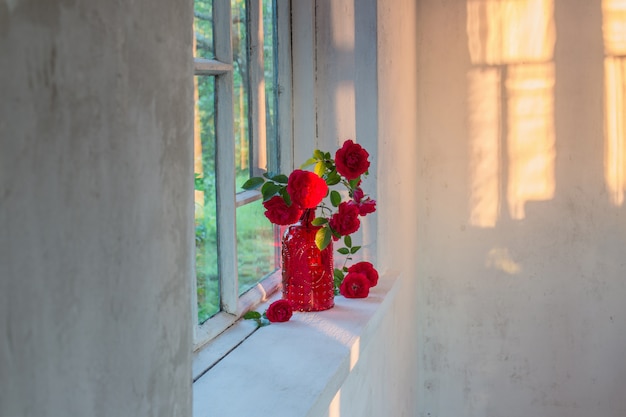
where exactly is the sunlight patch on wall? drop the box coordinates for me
[334,82,356,141]
[467,0,555,227]
[603,0,626,54]
[468,68,502,228]
[329,389,342,417]
[604,58,626,206]
[506,63,556,220]
[603,0,626,206]
[486,247,522,275]
[350,338,361,371]
[467,0,555,65]
[331,0,355,50]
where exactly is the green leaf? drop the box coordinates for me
[314,161,326,177]
[261,182,281,201]
[344,235,352,247]
[334,268,345,294]
[326,171,341,186]
[324,152,332,159]
[271,174,289,184]
[337,247,350,255]
[315,227,332,251]
[280,187,292,206]
[242,176,265,190]
[243,311,261,320]
[349,178,361,189]
[330,190,342,207]
[313,149,325,160]
[350,246,361,254]
[311,217,328,226]
[300,157,317,168]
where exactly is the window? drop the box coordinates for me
[192,0,292,349]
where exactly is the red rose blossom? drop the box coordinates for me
[335,140,370,180]
[339,272,371,298]
[347,261,379,288]
[263,196,303,225]
[350,187,376,216]
[352,187,365,203]
[266,299,293,323]
[286,169,328,209]
[329,201,360,237]
[357,199,377,216]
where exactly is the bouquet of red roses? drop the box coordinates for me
[242,140,378,308]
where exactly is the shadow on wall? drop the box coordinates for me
[466,0,626,230]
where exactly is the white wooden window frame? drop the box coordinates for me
[192,0,293,352]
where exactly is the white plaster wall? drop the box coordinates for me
[416,1,626,416]
[0,1,193,416]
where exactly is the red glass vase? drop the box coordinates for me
[281,209,335,311]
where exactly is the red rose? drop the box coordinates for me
[286,169,328,209]
[350,187,376,216]
[347,261,379,287]
[266,299,293,322]
[263,196,303,225]
[357,199,376,216]
[352,187,365,203]
[339,272,371,298]
[335,140,370,180]
[329,201,360,236]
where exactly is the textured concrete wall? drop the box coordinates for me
[0,1,193,416]
[416,1,626,416]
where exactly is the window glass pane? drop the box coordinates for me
[195,75,219,323]
[235,0,281,295]
[232,0,250,178]
[236,200,279,295]
[194,0,214,59]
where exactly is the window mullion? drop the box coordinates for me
[214,0,238,315]
[247,0,268,176]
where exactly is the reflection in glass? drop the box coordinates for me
[194,0,214,59]
[236,0,281,294]
[233,0,250,177]
[236,201,278,295]
[194,76,219,323]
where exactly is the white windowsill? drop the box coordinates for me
[192,271,400,417]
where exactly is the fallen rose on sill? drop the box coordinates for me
[266,299,294,323]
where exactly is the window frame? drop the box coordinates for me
[192,0,293,351]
